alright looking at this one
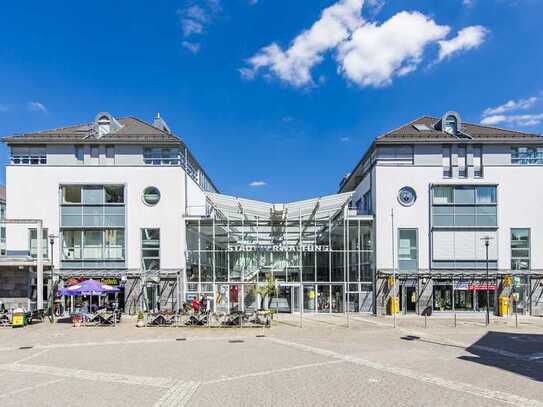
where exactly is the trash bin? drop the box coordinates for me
[12,312,26,328]
[498,296,510,317]
[388,296,400,315]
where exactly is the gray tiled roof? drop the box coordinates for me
[377,116,542,142]
[3,117,181,144]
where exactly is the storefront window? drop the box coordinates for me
[433,284,452,311]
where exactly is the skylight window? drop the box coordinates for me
[413,124,432,132]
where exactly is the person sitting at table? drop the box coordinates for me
[90,303,98,313]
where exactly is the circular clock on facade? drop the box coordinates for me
[398,186,416,207]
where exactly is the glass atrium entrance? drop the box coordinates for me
[185,192,374,314]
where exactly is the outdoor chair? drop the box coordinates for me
[186,313,207,326]
[0,313,10,327]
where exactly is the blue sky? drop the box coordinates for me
[0,0,542,202]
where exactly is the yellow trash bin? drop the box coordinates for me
[388,296,400,315]
[498,297,509,317]
[11,312,26,328]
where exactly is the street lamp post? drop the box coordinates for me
[481,236,493,326]
[49,235,56,322]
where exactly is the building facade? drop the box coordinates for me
[340,112,543,316]
[1,110,542,316]
[2,112,215,312]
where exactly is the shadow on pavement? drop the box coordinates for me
[460,331,543,382]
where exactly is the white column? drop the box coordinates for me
[36,221,43,310]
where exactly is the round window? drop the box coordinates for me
[398,187,416,207]
[143,186,161,206]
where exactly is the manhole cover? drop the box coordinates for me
[228,340,244,343]
[19,346,33,350]
[176,338,187,341]
[256,335,266,338]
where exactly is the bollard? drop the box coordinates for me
[454,313,457,328]
[424,315,427,329]
[515,313,518,328]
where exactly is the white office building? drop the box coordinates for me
[1,111,542,316]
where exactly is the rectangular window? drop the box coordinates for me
[82,186,104,204]
[433,186,453,204]
[454,186,475,204]
[29,228,48,258]
[511,228,530,270]
[473,145,482,177]
[90,145,99,158]
[512,147,543,165]
[432,186,497,228]
[398,229,417,272]
[104,185,124,203]
[458,145,467,178]
[62,230,82,260]
[363,190,372,214]
[11,145,46,165]
[144,147,180,165]
[75,145,84,162]
[105,145,115,159]
[63,186,82,204]
[83,230,103,259]
[104,229,124,259]
[442,145,452,178]
[142,228,160,271]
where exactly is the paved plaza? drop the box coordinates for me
[0,314,542,407]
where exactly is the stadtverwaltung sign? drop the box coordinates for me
[227,244,330,252]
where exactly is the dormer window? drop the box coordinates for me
[97,115,111,136]
[444,115,458,135]
[94,112,122,137]
[441,111,462,136]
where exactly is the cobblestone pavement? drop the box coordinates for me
[0,314,541,407]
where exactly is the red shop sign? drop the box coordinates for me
[469,284,496,291]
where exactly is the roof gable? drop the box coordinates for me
[3,116,181,145]
[377,116,542,143]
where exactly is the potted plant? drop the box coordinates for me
[256,274,276,311]
[136,310,145,327]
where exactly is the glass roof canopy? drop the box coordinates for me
[205,192,355,221]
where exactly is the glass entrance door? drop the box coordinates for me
[274,285,301,313]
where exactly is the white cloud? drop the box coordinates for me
[337,11,449,87]
[249,180,267,187]
[0,104,8,113]
[437,25,488,62]
[243,1,487,88]
[340,136,350,142]
[480,113,543,127]
[242,0,364,87]
[483,96,540,116]
[182,41,201,53]
[28,101,47,113]
[177,1,221,52]
[463,0,474,7]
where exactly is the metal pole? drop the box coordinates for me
[391,208,396,328]
[485,239,490,326]
[49,236,55,322]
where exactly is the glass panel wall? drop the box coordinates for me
[185,214,373,313]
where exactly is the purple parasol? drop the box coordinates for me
[59,279,119,296]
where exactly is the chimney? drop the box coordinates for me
[153,113,171,134]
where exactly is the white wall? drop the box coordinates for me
[373,161,543,272]
[6,165,207,270]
